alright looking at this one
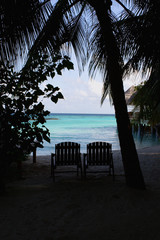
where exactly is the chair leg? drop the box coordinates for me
[112,166,115,181]
[80,166,83,180]
[77,165,83,180]
[84,164,86,180]
[111,160,115,181]
[77,165,79,176]
[51,153,56,181]
[53,168,55,182]
[51,153,53,177]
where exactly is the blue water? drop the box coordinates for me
[36,113,160,155]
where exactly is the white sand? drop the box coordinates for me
[1,146,160,240]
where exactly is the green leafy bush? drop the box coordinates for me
[0,52,73,184]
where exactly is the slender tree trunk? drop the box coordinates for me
[89,0,145,189]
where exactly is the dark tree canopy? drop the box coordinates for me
[0,0,53,64]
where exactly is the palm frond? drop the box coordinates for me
[87,7,124,104]
[118,0,160,75]
[26,0,88,73]
[131,66,160,125]
[0,0,52,64]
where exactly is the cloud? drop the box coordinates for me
[78,90,88,97]
[88,79,103,97]
[40,69,115,114]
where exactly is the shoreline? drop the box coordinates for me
[31,144,160,157]
[26,145,160,188]
[35,141,160,157]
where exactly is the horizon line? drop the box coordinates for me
[49,112,115,115]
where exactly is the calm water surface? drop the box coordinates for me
[36,113,160,155]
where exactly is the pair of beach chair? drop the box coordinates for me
[51,141,115,181]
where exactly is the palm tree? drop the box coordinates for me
[120,0,160,131]
[0,0,146,189]
[27,0,145,189]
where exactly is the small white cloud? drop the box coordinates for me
[78,90,88,97]
[88,79,103,97]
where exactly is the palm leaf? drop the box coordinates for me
[131,66,160,125]
[26,0,88,73]
[0,0,52,64]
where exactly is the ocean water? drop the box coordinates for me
[36,113,160,155]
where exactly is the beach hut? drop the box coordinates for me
[125,85,137,105]
[125,86,154,136]
[125,86,139,120]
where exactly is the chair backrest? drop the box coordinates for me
[55,142,80,166]
[87,141,112,165]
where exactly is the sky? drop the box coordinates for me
[41,1,144,114]
[42,52,144,114]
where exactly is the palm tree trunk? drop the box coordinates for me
[89,0,145,189]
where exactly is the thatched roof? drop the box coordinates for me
[125,86,137,105]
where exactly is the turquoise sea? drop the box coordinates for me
[36,113,160,155]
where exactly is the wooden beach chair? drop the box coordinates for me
[51,142,82,181]
[83,142,115,180]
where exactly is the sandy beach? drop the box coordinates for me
[1,145,160,240]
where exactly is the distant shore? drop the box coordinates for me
[45,117,59,120]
